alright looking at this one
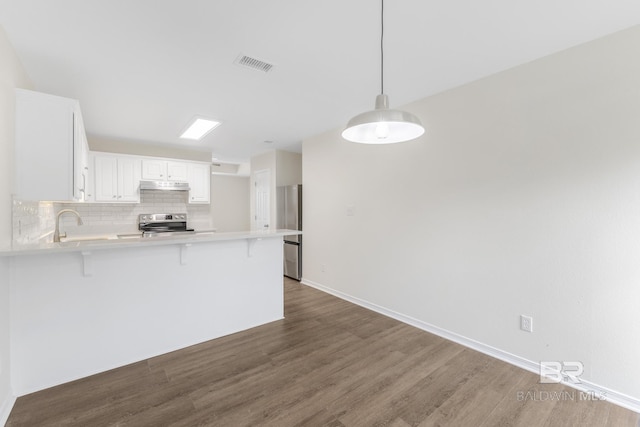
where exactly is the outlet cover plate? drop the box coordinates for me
[520,315,533,332]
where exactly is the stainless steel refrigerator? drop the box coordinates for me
[277,184,302,280]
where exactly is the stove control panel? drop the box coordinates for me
[139,213,187,223]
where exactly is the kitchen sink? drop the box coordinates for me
[59,233,144,244]
[59,235,115,243]
[117,233,143,239]
[60,234,125,244]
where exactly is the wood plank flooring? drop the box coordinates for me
[7,278,640,426]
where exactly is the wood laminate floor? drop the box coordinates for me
[7,278,640,426]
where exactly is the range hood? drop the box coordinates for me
[139,180,190,191]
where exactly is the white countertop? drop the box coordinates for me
[0,229,302,257]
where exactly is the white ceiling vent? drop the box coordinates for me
[234,54,274,73]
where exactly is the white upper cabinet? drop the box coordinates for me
[73,113,90,201]
[142,160,189,181]
[141,159,165,180]
[167,161,189,182]
[15,89,89,201]
[93,154,141,202]
[93,155,117,202]
[91,152,209,204]
[117,157,142,201]
[187,163,210,204]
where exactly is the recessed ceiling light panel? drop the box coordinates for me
[180,117,221,140]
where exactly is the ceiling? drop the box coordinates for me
[1,1,639,163]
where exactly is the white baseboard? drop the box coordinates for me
[0,394,16,426]
[301,278,640,414]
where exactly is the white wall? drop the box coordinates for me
[0,24,31,424]
[89,135,211,162]
[211,175,250,232]
[303,25,640,406]
[276,151,302,187]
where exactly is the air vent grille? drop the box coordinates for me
[234,54,274,73]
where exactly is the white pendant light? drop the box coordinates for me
[342,0,424,144]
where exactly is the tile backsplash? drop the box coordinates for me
[12,200,55,245]
[13,190,212,244]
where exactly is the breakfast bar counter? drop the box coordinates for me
[6,230,301,396]
[0,229,301,256]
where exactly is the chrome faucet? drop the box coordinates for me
[54,209,84,242]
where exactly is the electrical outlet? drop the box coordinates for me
[520,315,533,333]
[321,264,326,273]
[346,205,355,216]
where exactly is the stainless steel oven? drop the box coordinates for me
[138,213,195,237]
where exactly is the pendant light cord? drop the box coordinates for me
[381,0,384,95]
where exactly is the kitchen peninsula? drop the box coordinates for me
[3,229,300,396]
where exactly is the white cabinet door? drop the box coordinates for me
[94,155,140,202]
[167,161,189,181]
[142,159,189,182]
[141,160,166,180]
[187,163,210,203]
[73,111,90,201]
[85,152,95,202]
[94,155,118,202]
[117,158,141,202]
[15,89,88,201]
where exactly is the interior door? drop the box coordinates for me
[254,169,270,230]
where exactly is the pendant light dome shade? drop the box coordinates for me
[342,94,424,144]
[342,0,425,144]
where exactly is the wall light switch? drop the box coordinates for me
[346,205,355,216]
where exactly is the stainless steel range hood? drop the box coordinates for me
[139,180,190,191]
